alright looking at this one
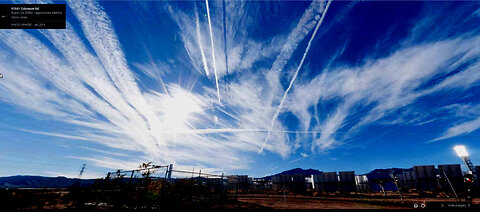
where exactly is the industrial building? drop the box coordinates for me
[227,175,251,191]
[272,174,306,193]
[252,178,272,191]
[321,172,338,192]
[205,146,478,195]
[413,165,438,192]
[221,145,478,195]
[355,175,369,192]
[339,171,356,193]
[100,146,479,198]
[438,164,464,194]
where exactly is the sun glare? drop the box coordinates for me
[162,89,203,132]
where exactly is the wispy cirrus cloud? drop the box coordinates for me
[431,117,480,142]
[1,0,480,177]
[262,0,332,153]
[289,36,480,150]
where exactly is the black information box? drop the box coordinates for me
[0,4,65,29]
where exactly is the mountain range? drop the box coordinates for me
[0,175,95,188]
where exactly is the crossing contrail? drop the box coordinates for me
[195,7,210,76]
[222,0,229,76]
[259,0,332,153]
[152,128,343,135]
[205,0,221,104]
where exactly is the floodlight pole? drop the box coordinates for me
[460,156,476,175]
[454,146,476,174]
[454,146,477,186]
[460,156,478,187]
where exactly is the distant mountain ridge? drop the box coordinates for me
[1,168,412,188]
[263,168,414,180]
[263,168,322,180]
[0,175,95,188]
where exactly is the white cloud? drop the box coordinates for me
[431,117,480,142]
[289,37,480,150]
[0,0,479,177]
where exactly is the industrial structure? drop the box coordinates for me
[98,146,478,200]
[102,163,479,196]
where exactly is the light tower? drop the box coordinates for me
[454,145,476,174]
[454,145,477,202]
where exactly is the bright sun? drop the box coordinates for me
[161,88,203,132]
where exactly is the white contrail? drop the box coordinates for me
[270,0,324,73]
[152,128,341,135]
[259,0,332,153]
[205,0,221,104]
[195,7,210,76]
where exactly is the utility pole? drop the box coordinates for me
[221,173,224,191]
[164,165,169,179]
[164,164,173,179]
[390,172,404,204]
[130,170,135,183]
[79,164,86,178]
[378,180,387,196]
[442,170,460,201]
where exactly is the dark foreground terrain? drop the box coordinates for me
[0,179,270,210]
[3,187,479,210]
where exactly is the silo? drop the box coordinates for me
[206,178,224,192]
[227,175,238,190]
[355,175,370,192]
[403,170,416,190]
[339,171,356,192]
[272,175,289,191]
[413,165,438,191]
[438,164,464,193]
[291,174,306,193]
[237,175,250,191]
[322,172,338,192]
[312,174,323,191]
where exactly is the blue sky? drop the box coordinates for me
[0,0,480,178]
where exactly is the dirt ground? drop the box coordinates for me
[237,197,409,209]
[235,193,480,209]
